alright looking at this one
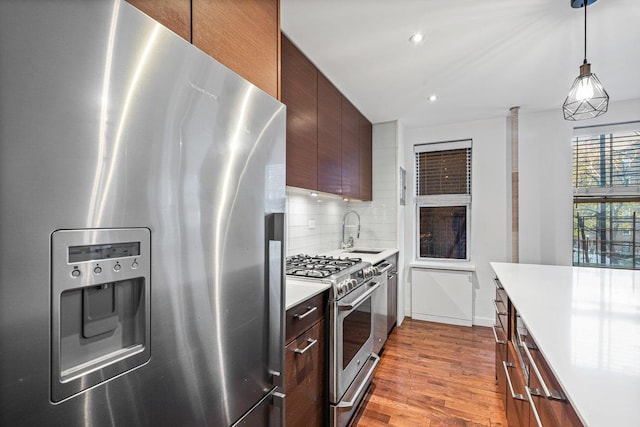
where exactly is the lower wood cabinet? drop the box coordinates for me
[504,342,530,427]
[285,292,326,427]
[495,278,584,427]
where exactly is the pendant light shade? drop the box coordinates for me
[563,0,609,121]
[563,62,609,120]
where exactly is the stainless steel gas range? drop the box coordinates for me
[286,255,382,427]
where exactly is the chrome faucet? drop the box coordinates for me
[341,210,361,250]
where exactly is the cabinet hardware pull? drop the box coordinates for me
[294,306,317,320]
[521,338,566,401]
[493,300,507,316]
[502,361,527,401]
[526,387,544,427]
[492,325,506,345]
[494,277,504,289]
[293,338,318,354]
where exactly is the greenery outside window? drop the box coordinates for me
[572,129,640,269]
[415,140,471,261]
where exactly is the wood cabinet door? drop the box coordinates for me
[126,0,191,41]
[341,97,360,199]
[358,112,372,201]
[285,319,325,427]
[192,0,279,99]
[281,35,318,190]
[317,72,342,195]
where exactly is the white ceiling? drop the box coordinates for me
[281,0,640,129]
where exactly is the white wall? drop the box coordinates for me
[400,98,640,325]
[396,122,407,324]
[403,118,509,326]
[519,98,640,265]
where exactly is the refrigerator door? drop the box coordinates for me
[0,1,285,426]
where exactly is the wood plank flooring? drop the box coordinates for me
[351,318,507,427]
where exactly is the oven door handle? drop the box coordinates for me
[338,282,380,311]
[335,353,380,408]
[375,263,393,275]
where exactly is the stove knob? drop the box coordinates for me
[337,282,347,296]
[349,278,357,290]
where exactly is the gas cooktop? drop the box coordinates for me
[285,254,362,279]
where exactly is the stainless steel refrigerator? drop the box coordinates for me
[0,1,286,425]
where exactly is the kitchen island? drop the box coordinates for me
[491,262,640,427]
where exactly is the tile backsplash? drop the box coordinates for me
[286,189,347,256]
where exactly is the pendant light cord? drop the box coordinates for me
[583,1,588,64]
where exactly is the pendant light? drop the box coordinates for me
[563,0,609,121]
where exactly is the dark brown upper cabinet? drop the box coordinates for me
[317,72,342,195]
[126,0,280,99]
[279,34,373,201]
[125,0,191,42]
[359,112,373,201]
[192,0,280,99]
[281,35,318,190]
[341,97,360,200]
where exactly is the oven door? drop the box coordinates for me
[331,280,380,403]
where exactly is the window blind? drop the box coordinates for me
[415,147,471,196]
[573,132,640,191]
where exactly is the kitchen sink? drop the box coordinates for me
[345,249,384,254]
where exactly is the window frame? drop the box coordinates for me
[414,139,472,262]
[571,124,640,270]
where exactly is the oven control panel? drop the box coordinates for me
[335,264,376,298]
[336,278,358,298]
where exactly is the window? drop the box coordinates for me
[572,129,640,269]
[415,140,471,260]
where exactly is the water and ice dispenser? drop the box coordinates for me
[51,228,151,402]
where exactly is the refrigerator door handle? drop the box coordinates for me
[266,213,285,389]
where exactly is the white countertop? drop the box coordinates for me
[285,277,330,311]
[320,247,398,266]
[491,262,640,427]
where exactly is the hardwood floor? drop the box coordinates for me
[352,318,507,427]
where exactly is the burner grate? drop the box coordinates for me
[285,255,362,278]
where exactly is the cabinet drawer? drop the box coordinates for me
[493,321,507,397]
[496,287,508,314]
[285,319,325,427]
[286,292,325,344]
[505,342,530,427]
[523,335,583,427]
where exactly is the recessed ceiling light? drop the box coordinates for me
[310,192,319,197]
[429,94,438,102]
[409,33,424,45]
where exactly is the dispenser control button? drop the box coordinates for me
[131,261,139,269]
[71,269,81,278]
[113,263,121,272]
[93,266,102,275]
